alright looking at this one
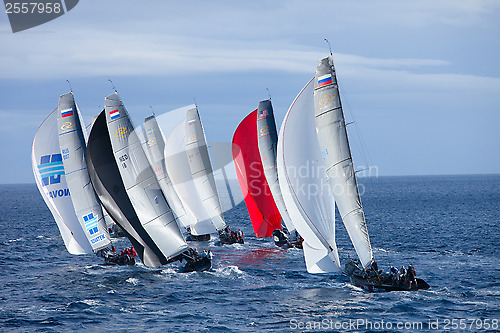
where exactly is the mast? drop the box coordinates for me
[313,56,373,268]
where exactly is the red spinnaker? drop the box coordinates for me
[232,110,281,237]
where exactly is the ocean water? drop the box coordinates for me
[0,175,499,332]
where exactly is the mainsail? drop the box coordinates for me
[314,56,373,268]
[32,109,92,254]
[103,92,188,262]
[56,92,112,252]
[184,107,226,231]
[277,79,341,273]
[87,110,170,267]
[143,115,191,228]
[232,109,281,237]
[165,120,215,235]
[256,99,295,232]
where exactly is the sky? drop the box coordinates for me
[1,0,499,184]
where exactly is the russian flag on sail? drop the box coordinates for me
[110,109,120,120]
[61,108,73,118]
[318,74,333,87]
[187,119,196,125]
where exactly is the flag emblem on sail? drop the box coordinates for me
[83,212,99,235]
[258,109,269,119]
[317,74,333,87]
[38,154,64,186]
[187,119,196,125]
[110,109,120,120]
[60,108,74,118]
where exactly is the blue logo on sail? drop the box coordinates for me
[38,154,64,186]
[83,212,99,235]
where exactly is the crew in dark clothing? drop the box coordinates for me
[407,265,417,289]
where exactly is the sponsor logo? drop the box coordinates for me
[90,234,105,244]
[61,148,69,160]
[60,121,74,131]
[115,126,130,138]
[83,212,98,235]
[47,188,70,198]
[37,154,64,186]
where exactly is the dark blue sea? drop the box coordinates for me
[1,175,499,332]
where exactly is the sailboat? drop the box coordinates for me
[278,54,429,291]
[86,92,211,271]
[56,92,113,252]
[232,100,302,248]
[32,92,114,258]
[143,115,191,230]
[232,108,282,237]
[165,106,242,244]
[315,55,428,291]
[278,77,341,273]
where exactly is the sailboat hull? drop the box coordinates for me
[349,275,430,293]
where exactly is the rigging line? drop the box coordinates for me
[108,79,117,93]
[266,88,272,101]
[66,80,73,92]
[337,82,374,172]
[150,106,155,116]
[324,38,333,56]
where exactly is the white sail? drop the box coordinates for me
[256,99,295,232]
[164,120,216,235]
[57,92,112,252]
[314,56,373,268]
[277,79,341,273]
[143,115,191,228]
[104,92,188,260]
[32,109,92,254]
[184,107,226,230]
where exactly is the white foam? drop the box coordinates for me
[126,277,140,285]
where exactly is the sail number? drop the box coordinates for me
[119,154,129,168]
